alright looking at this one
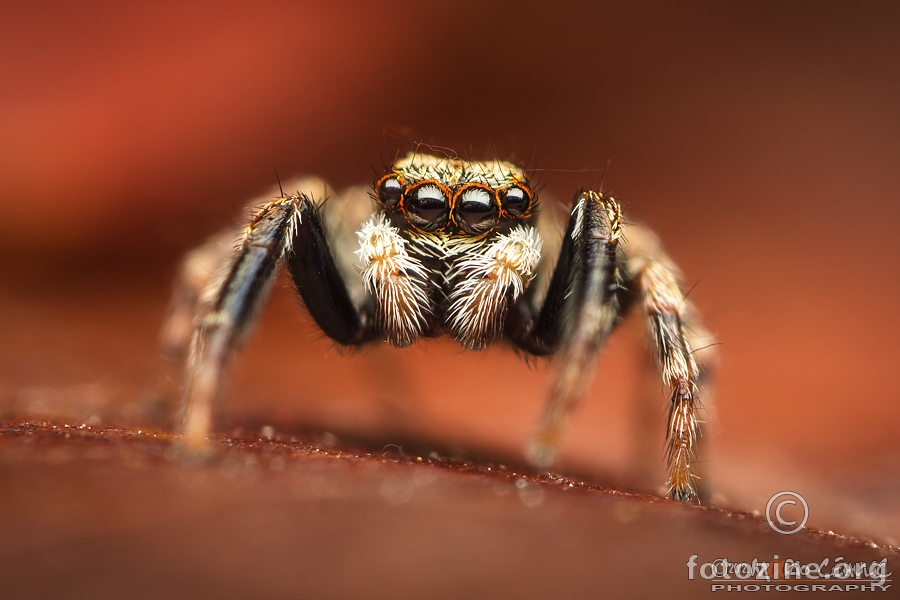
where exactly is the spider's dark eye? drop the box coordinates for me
[501,185,531,217]
[454,186,499,234]
[405,182,449,231]
[378,176,403,207]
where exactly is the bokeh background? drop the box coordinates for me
[2,0,898,596]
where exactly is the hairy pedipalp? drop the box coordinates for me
[355,214,432,347]
[447,225,542,350]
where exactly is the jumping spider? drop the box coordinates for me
[158,152,716,502]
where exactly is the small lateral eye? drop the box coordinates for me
[455,186,499,234]
[406,182,449,231]
[501,185,531,217]
[378,175,403,207]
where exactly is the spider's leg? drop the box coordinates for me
[624,226,716,502]
[150,229,237,423]
[511,191,626,467]
[181,193,374,452]
[286,195,375,346]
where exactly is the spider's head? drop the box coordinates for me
[374,153,535,235]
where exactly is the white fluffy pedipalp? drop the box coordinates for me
[355,215,432,347]
[447,225,542,350]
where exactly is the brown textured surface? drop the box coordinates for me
[2,1,900,597]
[0,422,894,600]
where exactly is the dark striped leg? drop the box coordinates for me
[180,193,373,452]
[508,191,625,467]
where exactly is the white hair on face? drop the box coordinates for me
[355,215,432,347]
[447,225,542,350]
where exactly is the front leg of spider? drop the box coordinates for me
[180,193,375,453]
[509,189,706,502]
[512,192,627,471]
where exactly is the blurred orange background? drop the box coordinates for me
[1,0,898,574]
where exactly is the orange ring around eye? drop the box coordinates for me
[499,183,534,220]
[451,183,501,234]
[402,179,452,232]
[375,172,406,211]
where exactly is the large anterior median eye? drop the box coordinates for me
[405,181,449,231]
[377,175,404,208]
[454,185,499,234]
[501,185,532,217]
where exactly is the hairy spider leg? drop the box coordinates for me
[625,230,711,502]
[506,191,626,469]
[180,193,376,452]
[682,313,718,502]
[286,197,376,346]
[150,229,238,423]
[180,196,301,451]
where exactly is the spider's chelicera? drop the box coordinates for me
[159,152,716,502]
